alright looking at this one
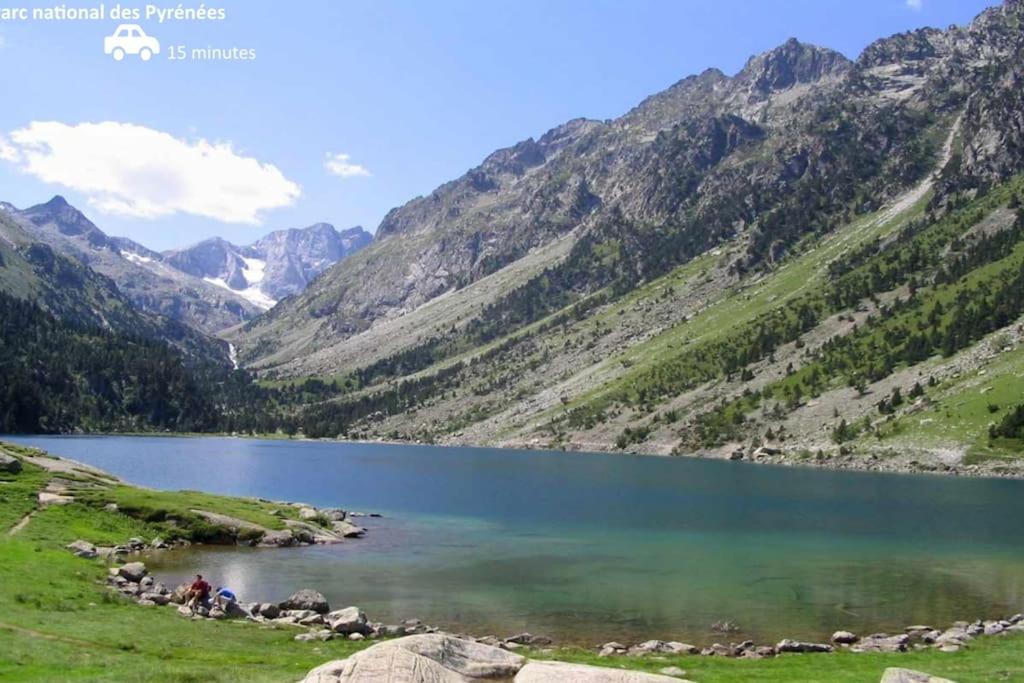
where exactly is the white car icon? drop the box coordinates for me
[104,24,160,61]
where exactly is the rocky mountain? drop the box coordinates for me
[4,197,260,333]
[163,223,371,308]
[2,197,370,333]
[0,210,229,364]
[224,1,1024,473]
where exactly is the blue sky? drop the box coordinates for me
[0,0,994,250]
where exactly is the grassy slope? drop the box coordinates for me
[3,445,1024,681]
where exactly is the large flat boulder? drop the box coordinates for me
[516,661,691,682]
[299,634,525,682]
[298,634,693,682]
[880,669,958,683]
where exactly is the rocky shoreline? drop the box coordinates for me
[83,542,1024,661]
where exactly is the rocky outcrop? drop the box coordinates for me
[298,634,689,683]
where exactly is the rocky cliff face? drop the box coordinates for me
[6,197,260,333]
[4,197,371,331]
[163,223,371,308]
[239,6,1021,368]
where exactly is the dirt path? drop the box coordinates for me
[0,619,118,650]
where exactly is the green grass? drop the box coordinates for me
[0,460,50,529]
[74,486,300,533]
[877,338,1024,463]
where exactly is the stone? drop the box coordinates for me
[831,630,858,644]
[258,603,282,619]
[169,583,191,605]
[66,540,98,558]
[378,624,407,637]
[598,642,627,657]
[103,503,119,512]
[139,576,154,589]
[505,632,553,646]
[516,661,691,682]
[879,668,958,683]
[322,508,348,521]
[287,610,319,621]
[348,632,365,641]
[0,452,23,473]
[151,537,169,549]
[137,599,156,607]
[659,667,687,678]
[38,491,73,506]
[299,507,320,520]
[300,613,326,627]
[139,592,170,606]
[852,634,909,653]
[298,634,525,682]
[328,607,370,635]
[258,530,296,547]
[280,589,330,614]
[295,632,318,642]
[775,639,833,653]
[665,642,699,655]
[117,562,147,582]
[332,520,366,538]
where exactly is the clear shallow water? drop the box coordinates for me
[9,435,1024,645]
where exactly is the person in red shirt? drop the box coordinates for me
[185,574,211,612]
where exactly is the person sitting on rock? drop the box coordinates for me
[185,574,211,612]
[214,586,237,610]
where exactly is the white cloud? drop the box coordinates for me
[1,121,300,224]
[906,0,923,10]
[324,152,370,178]
[0,135,19,162]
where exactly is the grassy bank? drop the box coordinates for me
[2,442,1023,681]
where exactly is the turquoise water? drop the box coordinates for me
[9,435,1024,645]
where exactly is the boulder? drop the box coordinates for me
[516,661,692,682]
[300,613,326,627]
[0,452,22,473]
[505,632,552,646]
[332,520,366,538]
[327,606,370,635]
[879,668,958,683]
[659,668,687,678]
[851,634,909,653]
[257,603,282,619]
[299,507,320,520]
[775,639,833,653]
[280,589,330,614]
[831,630,858,644]
[117,562,147,582]
[139,592,170,606]
[299,634,525,682]
[258,530,296,547]
[66,540,98,559]
[322,508,348,521]
[169,583,191,605]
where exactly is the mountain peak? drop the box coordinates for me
[738,38,851,93]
